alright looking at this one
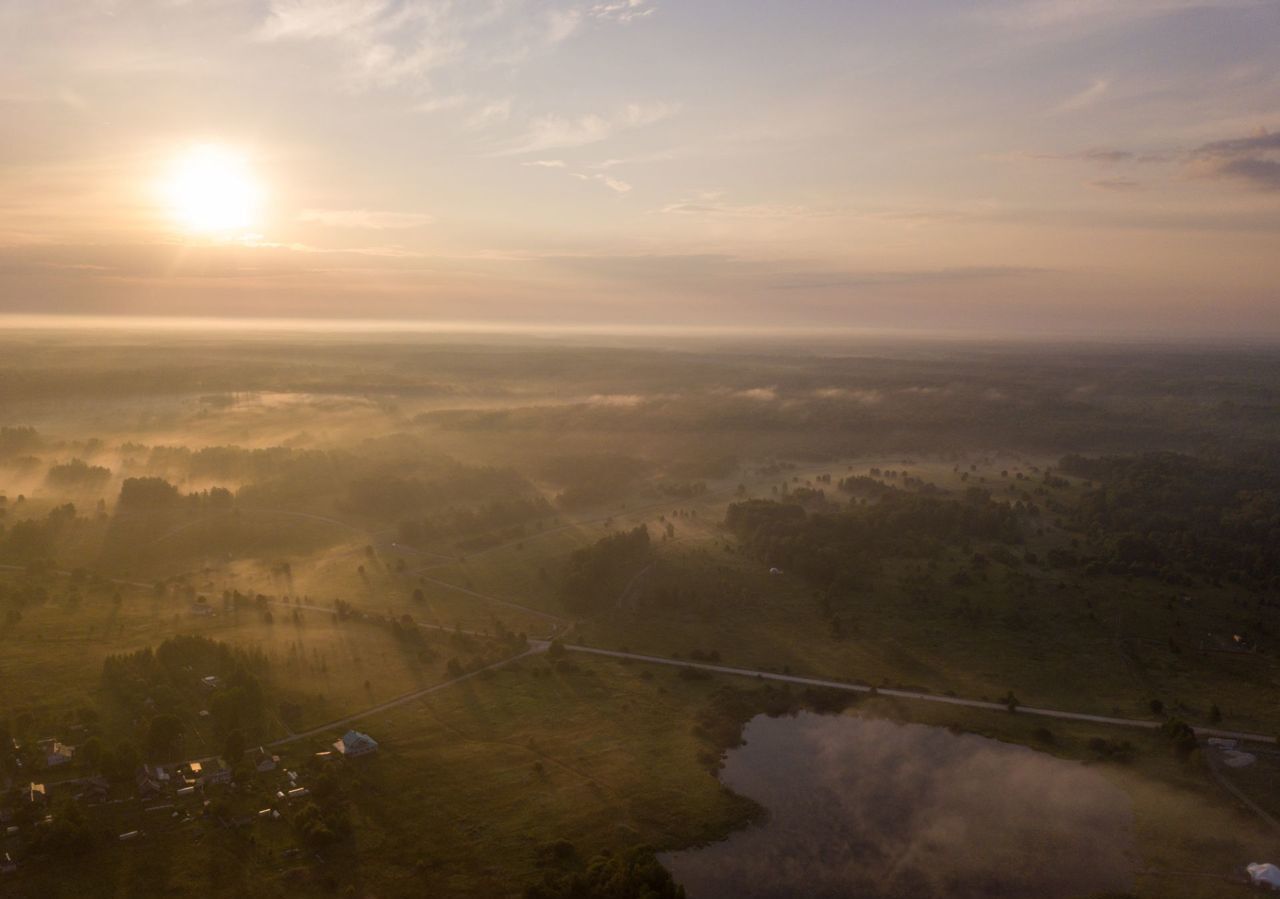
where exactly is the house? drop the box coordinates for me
[1248,863,1280,890]
[191,602,214,617]
[27,783,46,805]
[76,777,110,804]
[45,742,74,768]
[285,787,309,800]
[251,746,278,773]
[136,764,170,798]
[200,758,232,786]
[1,852,16,874]
[333,730,378,759]
[200,675,221,689]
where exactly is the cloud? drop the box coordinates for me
[590,0,656,24]
[539,254,1053,295]
[256,0,391,41]
[1190,128,1280,190]
[521,159,566,168]
[414,94,469,114]
[545,9,583,43]
[571,172,633,193]
[298,208,435,229]
[1088,177,1143,191]
[765,266,1052,291]
[983,0,1261,34]
[493,101,678,155]
[255,0,655,92]
[659,192,825,219]
[1055,78,1109,112]
[465,97,512,129]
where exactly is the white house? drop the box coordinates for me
[333,730,378,759]
[1248,863,1280,890]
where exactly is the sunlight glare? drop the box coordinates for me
[163,145,260,235]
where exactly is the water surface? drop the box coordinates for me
[664,713,1134,899]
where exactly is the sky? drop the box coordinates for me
[1,0,1278,337]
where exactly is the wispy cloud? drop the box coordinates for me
[298,208,435,229]
[545,9,583,43]
[659,191,826,219]
[254,0,652,92]
[1088,177,1143,191]
[465,97,512,129]
[572,172,633,193]
[1054,78,1109,112]
[590,0,656,24]
[492,101,678,155]
[983,0,1261,34]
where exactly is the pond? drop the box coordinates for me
[663,713,1134,899]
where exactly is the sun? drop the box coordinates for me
[162,145,261,235]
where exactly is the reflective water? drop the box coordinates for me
[663,713,1134,899]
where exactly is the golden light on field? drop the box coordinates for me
[162,145,260,235]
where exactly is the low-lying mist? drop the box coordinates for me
[664,713,1135,899]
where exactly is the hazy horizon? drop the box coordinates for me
[4,1,1279,337]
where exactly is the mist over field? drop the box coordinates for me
[1,327,1278,897]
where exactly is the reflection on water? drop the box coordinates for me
[664,713,1134,899]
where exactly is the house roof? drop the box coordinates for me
[1249,864,1280,887]
[336,730,378,752]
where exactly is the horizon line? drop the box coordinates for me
[0,314,1278,347]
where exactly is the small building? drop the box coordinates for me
[201,758,232,786]
[175,786,196,798]
[27,783,46,805]
[45,742,75,768]
[136,765,170,799]
[1249,863,1280,890]
[1,852,16,874]
[200,675,221,689]
[251,747,278,773]
[333,730,378,759]
[76,777,110,804]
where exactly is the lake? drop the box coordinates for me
[663,712,1134,899]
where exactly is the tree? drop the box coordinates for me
[147,713,184,760]
[224,728,246,763]
[525,846,686,899]
[78,736,103,771]
[1160,719,1198,760]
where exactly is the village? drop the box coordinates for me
[1,726,378,877]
